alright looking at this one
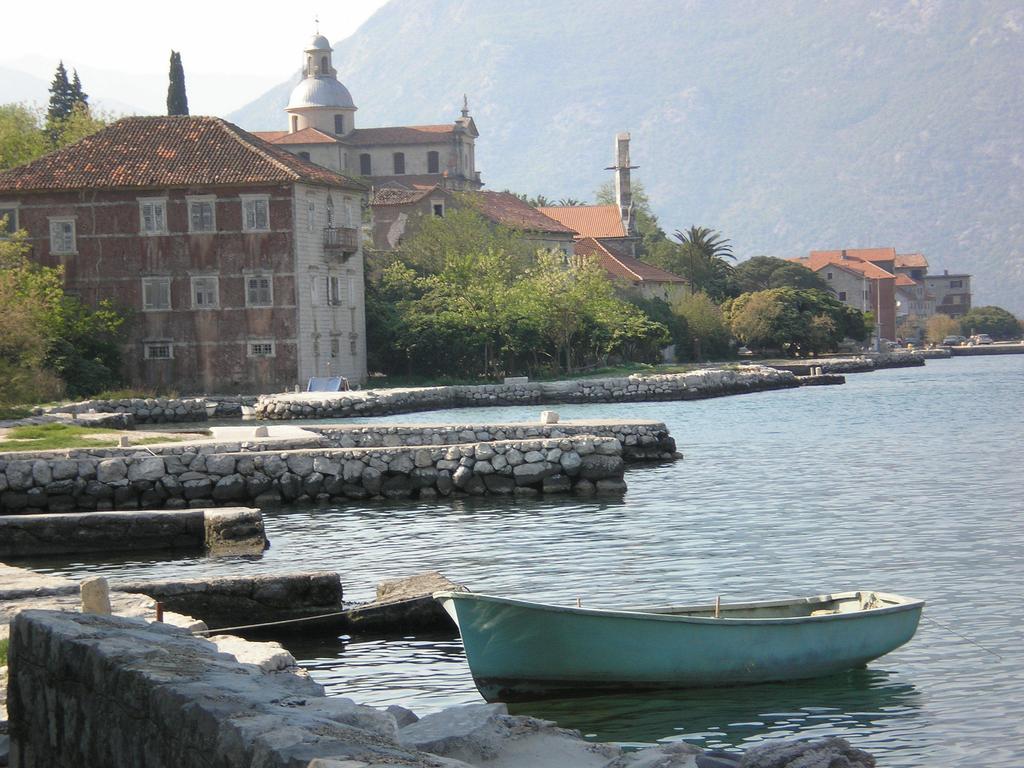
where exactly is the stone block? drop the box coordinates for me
[286,454,314,476]
[579,453,625,480]
[513,462,552,486]
[279,472,303,500]
[80,576,112,614]
[182,477,214,500]
[51,459,79,481]
[205,455,237,476]
[542,474,572,493]
[96,458,127,484]
[483,475,515,494]
[212,474,248,501]
[127,456,165,482]
[361,466,383,495]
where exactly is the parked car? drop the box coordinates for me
[942,335,967,346]
[968,334,994,345]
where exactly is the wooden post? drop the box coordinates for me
[715,595,721,619]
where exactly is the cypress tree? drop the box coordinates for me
[167,51,189,116]
[47,61,73,123]
[70,69,89,109]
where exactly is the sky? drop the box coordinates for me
[1,0,390,115]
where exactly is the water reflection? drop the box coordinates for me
[507,668,922,751]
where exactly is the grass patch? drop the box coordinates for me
[0,423,183,453]
[0,636,8,666]
[90,388,179,401]
[0,404,34,420]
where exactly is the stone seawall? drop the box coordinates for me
[254,365,797,420]
[43,396,209,423]
[0,436,629,513]
[310,420,676,461]
[6,610,876,768]
[0,507,266,556]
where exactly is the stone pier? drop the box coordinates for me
[254,365,797,420]
[1,429,646,512]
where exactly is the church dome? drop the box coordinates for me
[306,34,332,51]
[287,76,355,110]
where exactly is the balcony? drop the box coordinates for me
[323,226,359,259]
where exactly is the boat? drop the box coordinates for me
[434,589,924,702]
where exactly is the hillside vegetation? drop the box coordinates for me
[232,0,1024,313]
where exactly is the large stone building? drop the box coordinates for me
[254,34,481,191]
[0,116,368,394]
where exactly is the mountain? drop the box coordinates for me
[231,0,1024,314]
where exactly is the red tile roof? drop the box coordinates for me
[796,251,896,280]
[255,127,339,145]
[464,191,576,234]
[345,125,456,146]
[809,247,896,264]
[0,116,366,192]
[371,185,438,206]
[537,204,626,238]
[894,274,918,287]
[895,252,929,268]
[575,237,686,283]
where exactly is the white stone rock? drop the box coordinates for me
[80,576,112,615]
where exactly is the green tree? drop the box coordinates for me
[0,104,49,170]
[395,206,534,276]
[672,291,732,360]
[47,61,74,124]
[69,69,88,109]
[724,287,867,356]
[959,306,1020,339]
[0,228,125,407]
[733,255,829,293]
[672,226,736,302]
[167,51,189,116]
[925,313,960,343]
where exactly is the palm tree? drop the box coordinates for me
[673,226,736,300]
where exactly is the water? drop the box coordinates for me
[28,356,1024,765]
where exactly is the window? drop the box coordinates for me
[330,336,340,358]
[950,280,963,288]
[139,198,167,234]
[144,342,173,360]
[0,205,18,234]
[321,55,329,73]
[427,150,440,174]
[191,276,219,309]
[297,151,311,162]
[825,272,833,280]
[246,275,273,307]
[248,340,276,357]
[241,195,270,232]
[187,197,216,233]
[49,218,76,254]
[838,291,847,301]
[310,275,321,306]
[432,201,444,218]
[327,275,343,305]
[359,153,372,175]
[142,277,171,311]
[307,200,316,231]
[291,115,299,132]
[334,114,344,134]
[393,152,405,175]
[347,272,356,306]
[326,195,335,227]
[350,334,358,356]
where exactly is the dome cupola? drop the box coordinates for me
[285,29,357,135]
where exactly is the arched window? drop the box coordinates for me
[321,56,329,74]
[326,195,335,227]
[359,153,372,175]
[290,115,299,133]
[334,114,344,134]
[393,152,405,175]
[427,151,439,174]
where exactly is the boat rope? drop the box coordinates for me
[190,608,355,636]
[922,615,1003,660]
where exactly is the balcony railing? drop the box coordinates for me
[323,226,359,257]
